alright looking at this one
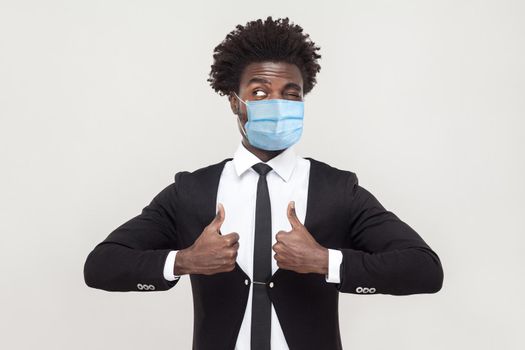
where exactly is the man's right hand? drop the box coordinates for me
[173,203,240,276]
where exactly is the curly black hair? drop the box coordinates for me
[207,16,321,96]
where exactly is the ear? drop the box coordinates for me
[228,93,239,115]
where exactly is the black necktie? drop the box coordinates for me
[251,162,273,350]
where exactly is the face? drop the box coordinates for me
[229,61,304,140]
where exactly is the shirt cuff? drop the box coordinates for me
[163,250,182,281]
[325,249,343,284]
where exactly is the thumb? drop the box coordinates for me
[287,201,303,230]
[208,202,225,234]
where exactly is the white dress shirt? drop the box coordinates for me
[163,140,343,349]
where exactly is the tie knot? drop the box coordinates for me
[252,162,273,176]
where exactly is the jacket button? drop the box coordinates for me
[269,282,274,288]
[244,279,249,285]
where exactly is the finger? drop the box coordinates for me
[275,230,287,242]
[225,246,238,260]
[287,201,302,229]
[209,202,225,233]
[222,232,240,246]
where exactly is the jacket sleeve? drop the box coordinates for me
[83,173,184,292]
[336,173,444,295]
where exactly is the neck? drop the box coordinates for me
[241,139,284,162]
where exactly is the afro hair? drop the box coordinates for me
[207,16,322,96]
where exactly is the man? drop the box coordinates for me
[84,17,444,350]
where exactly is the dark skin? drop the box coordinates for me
[174,61,328,276]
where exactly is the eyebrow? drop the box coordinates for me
[247,77,302,92]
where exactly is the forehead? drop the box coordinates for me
[239,61,303,87]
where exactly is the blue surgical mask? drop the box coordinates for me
[234,92,304,151]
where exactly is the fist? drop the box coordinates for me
[272,201,328,274]
[181,203,240,275]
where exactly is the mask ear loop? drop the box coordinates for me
[233,91,247,106]
[233,91,248,139]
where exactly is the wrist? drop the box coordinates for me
[174,248,192,275]
[316,246,329,275]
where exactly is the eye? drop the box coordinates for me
[286,92,302,100]
[253,89,267,98]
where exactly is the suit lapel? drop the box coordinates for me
[303,157,320,237]
[199,157,233,226]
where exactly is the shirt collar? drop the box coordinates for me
[232,139,298,182]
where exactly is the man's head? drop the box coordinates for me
[207,17,321,155]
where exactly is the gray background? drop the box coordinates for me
[1,0,524,349]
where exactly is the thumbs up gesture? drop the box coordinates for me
[272,201,329,274]
[174,203,240,276]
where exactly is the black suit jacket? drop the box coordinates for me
[84,157,443,350]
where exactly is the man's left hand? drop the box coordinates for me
[273,201,328,274]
